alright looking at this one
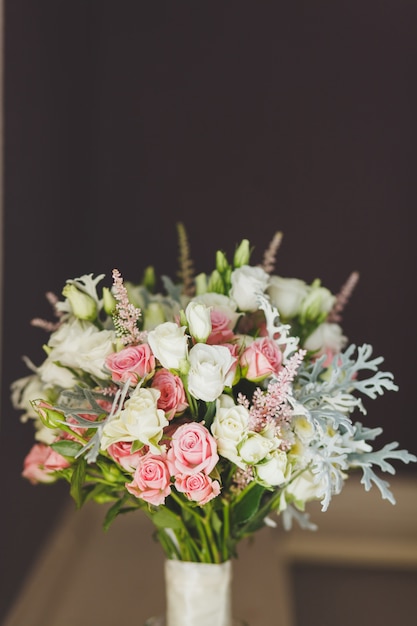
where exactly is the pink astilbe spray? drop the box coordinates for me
[112,269,143,346]
[241,349,306,444]
[327,271,360,323]
[261,231,283,274]
[31,291,65,332]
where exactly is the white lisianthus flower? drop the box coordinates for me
[62,283,98,321]
[100,387,168,454]
[230,265,270,312]
[187,344,237,402]
[299,280,336,322]
[239,433,275,465]
[304,322,347,354]
[292,415,315,444]
[255,449,287,486]
[267,276,309,319]
[185,301,212,342]
[147,322,189,370]
[10,374,49,420]
[37,360,77,389]
[285,470,331,505]
[44,318,115,381]
[211,394,249,468]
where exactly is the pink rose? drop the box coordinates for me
[107,441,145,473]
[175,472,221,505]
[151,369,188,420]
[207,309,236,345]
[126,451,171,506]
[167,422,219,476]
[105,344,155,385]
[22,443,69,484]
[240,337,282,382]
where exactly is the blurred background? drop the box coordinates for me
[1,1,416,624]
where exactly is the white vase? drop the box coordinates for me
[144,559,248,626]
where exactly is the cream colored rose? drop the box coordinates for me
[187,344,236,402]
[100,387,169,454]
[211,395,249,467]
[267,276,309,319]
[230,265,270,312]
[185,301,212,342]
[147,322,189,370]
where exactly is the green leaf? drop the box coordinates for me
[149,507,183,530]
[50,440,83,458]
[70,458,87,508]
[211,510,222,537]
[103,498,127,531]
[232,483,266,525]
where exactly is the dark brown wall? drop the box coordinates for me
[1,1,416,621]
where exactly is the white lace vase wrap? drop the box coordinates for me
[164,559,233,626]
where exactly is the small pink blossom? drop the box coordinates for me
[105,344,155,385]
[22,443,69,484]
[175,472,221,505]
[240,337,282,382]
[107,441,145,473]
[126,451,171,506]
[151,369,188,420]
[167,422,219,476]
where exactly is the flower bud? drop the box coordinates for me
[185,301,212,342]
[62,284,97,321]
[216,250,230,274]
[233,239,251,267]
[207,269,225,294]
[142,265,156,292]
[102,287,116,315]
[143,302,166,330]
[195,272,208,295]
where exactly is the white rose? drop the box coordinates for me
[239,433,275,465]
[211,395,249,467]
[187,344,236,402]
[255,449,287,486]
[147,321,189,370]
[267,276,309,318]
[46,318,115,380]
[230,265,270,312]
[304,322,347,354]
[100,387,168,454]
[185,301,212,342]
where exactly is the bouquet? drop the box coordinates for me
[12,225,416,565]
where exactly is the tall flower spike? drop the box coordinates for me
[112,269,143,345]
[176,222,195,297]
[261,231,283,274]
[327,271,360,323]
[31,291,64,332]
